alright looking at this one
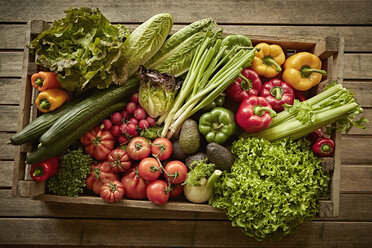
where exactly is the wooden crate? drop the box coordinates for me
[12,20,344,218]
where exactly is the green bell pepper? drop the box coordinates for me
[198,107,236,144]
[201,94,225,112]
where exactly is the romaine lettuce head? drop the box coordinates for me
[29,7,130,92]
[138,66,180,118]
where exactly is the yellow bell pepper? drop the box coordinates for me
[282,52,327,91]
[35,88,70,113]
[251,43,285,78]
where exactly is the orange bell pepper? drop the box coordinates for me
[31,71,61,91]
[282,52,327,91]
[250,43,285,78]
[35,88,70,113]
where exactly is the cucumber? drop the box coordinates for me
[25,101,127,165]
[39,77,139,147]
[8,98,81,145]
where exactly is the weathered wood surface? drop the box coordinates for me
[0,0,371,246]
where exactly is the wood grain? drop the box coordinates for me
[0,218,371,247]
[0,52,22,77]
[0,24,25,49]
[0,106,18,132]
[0,162,13,188]
[343,81,372,108]
[1,0,372,25]
[0,78,21,104]
[341,165,372,193]
[0,133,15,160]
[340,136,372,164]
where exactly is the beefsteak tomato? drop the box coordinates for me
[86,162,119,195]
[100,180,125,202]
[121,165,148,200]
[81,126,115,160]
[107,148,132,173]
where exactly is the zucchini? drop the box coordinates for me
[8,98,81,145]
[25,101,127,165]
[39,77,139,147]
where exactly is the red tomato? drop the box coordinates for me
[86,162,119,194]
[138,157,162,181]
[146,180,170,205]
[121,165,148,200]
[100,180,125,202]
[80,127,115,160]
[164,161,188,184]
[151,138,173,160]
[170,184,184,198]
[127,137,151,160]
[107,148,132,173]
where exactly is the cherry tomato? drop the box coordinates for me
[126,102,137,114]
[127,137,151,160]
[164,161,188,184]
[170,184,184,198]
[121,165,148,200]
[134,107,147,120]
[100,180,125,202]
[151,138,173,160]
[146,180,170,205]
[138,157,162,181]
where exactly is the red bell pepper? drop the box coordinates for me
[86,162,119,195]
[312,138,334,157]
[80,126,115,161]
[30,157,59,182]
[260,79,295,112]
[294,90,307,102]
[308,129,325,144]
[225,68,262,102]
[236,96,277,133]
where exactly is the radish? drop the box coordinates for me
[121,110,131,121]
[127,123,139,137]
[146,116,156,127]
[130,93,139,103]
[134,107,147,120]
[110,112,123,125]
[139,119,150,130]
[129,118,139,125]
[111,125,121,137]
[126,102,137,114]
[117,135,129,145]
[101,119,112,131]
[120,123,128,134]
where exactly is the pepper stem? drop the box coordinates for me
[253,105,277,117]
[212,122,225,131]
[270,86,283,100]
[300,65,327,78]
[263,56,282,72]
[239,73,252,91]
[321,143,332,153]
[32,167,44,177]
[39,99,50,110]
[35,77,44,87]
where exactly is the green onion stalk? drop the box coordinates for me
[161,32,257,138]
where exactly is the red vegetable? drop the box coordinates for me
[101,119,112,131]
[260,79,295,112]
[236,96,277,133]
[225,68,262,102]
[308,129,325,144]
[170,184,184,198]
[312,138,335,157]
[30,157,59,182]
[86,162,119,194]
[100,180,125,202]
[294,90,307,102]
[146,116,156,127]
[117,135,129,145]
[126,102,137,114]
[121,110,131,121]
[110,125,121,137]
[80,127,115,161]
[146,180,170,205]
[164,161,188,184]
[121,165,148,200]
[31,71,61,91]
[107,148,132,173]
[130,93,139,103]
[139,119,150,130]
[127,137,151,160]
[138,157,162,181]
[134,107,147,120]
[151,138,173,160]
[110,112,123,125]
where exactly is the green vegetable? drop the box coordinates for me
[29,7,130,92]
[246,82,368,141]
[8,97,80,145]
[123,13,173,77]
[201,93,225,112]
[138,66,179,118]
[210,137,330,240]
[47,148,92,197]
[183,160,222,204]
[26,101,127,165]
[140,125,163,141]
[161,31,257,138]
[198,107,236,144]
[220,34,252,59]
[145,18,217,77]
[39,78,138,147]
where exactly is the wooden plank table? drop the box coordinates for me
[0,0,371,247]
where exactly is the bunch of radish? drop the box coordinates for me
[100,93,156,145]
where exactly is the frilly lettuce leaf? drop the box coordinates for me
[29,7,129,92]
[210,137,330,241]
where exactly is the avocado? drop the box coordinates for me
[172,140,187,161]
[185,152,208,170]
[206,142,234,171]
[179,119,200,154]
